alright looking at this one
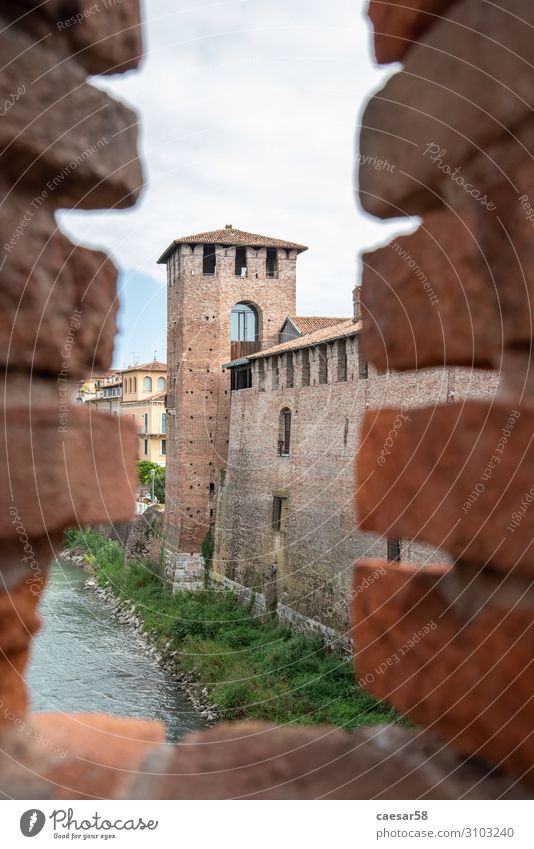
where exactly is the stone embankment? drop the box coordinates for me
[59,550,219,725]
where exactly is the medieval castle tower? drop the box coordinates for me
[158,226,308,578]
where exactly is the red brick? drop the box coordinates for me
[1,407,138,539]
[0,23,142,209]
[352,560,534,783]
[9,1,143,77]
[0,577,43,727]
[368,0,456,64]
[360,205,499,370]
[0,192,118,376]
[359,1,534,218]
[356,401,534,575]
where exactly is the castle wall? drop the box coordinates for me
[213,334,499,637]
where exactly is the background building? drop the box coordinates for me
[120,361,168,465]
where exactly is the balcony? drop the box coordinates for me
[230,340,261,360]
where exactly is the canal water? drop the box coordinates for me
[27,560,203,742]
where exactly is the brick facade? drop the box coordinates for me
[213,298,498,636]
[162,232,304,562]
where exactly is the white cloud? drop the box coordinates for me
[59,0,412,319]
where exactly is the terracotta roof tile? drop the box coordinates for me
[157,226,307,262]
[250,319,360,359]
[121,361,167,373]
[286,316,350,335]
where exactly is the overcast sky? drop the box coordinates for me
[58,0,409,368]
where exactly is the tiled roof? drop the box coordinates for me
[157,226,308,262]
[121,361,167,373]
[249,319,360,359]
[285,316,350,335]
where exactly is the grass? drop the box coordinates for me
[64,528,401,730]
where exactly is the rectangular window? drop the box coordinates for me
[272,496,282,531]
[337,339,347,382]
[144,412,148,433]
[231,365,252,391]
[318,344,328,384]
[202,244,216,275]
[286,353,294,388]
[143,439,148,456]
[161,412,166,434]
[161,439,167,455]
[266,247,278,278]
[301,349,310,387]
[235,246,247,277]
[387,538,401,563]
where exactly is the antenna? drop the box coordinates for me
[154,349,158,361]
[131,351,139,366]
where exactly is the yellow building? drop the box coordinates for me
[120,361,167,466]
[77,371,123,415]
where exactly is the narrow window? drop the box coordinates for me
[161,439,167,455]
[266,248,278,278]
[286,353,294,388]
[258,359,265,392]
[143,439,148,456]
[358,341,369,379]
[143,376,152,392]
[144,412,148,433]
[161,412,166,434]
[272,357,279,390]
[133,376,137,392]
[318,344,328,384]
[337,339,347,382]
[203,244,216,275]
[209,482,215,495]
[343,418,349,446]
[278,408,291,456]
[235,246,247,277]
[272,496,282,531]
[301,349,310,386]
[387,538,401,563]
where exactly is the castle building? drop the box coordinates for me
[158,226,307,578]
[161,225,498,638]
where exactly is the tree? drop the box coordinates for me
[136,460,165,503]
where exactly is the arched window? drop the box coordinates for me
[143,376,153,392]
[133,376,137,392]
[128,378,132,393]
[278,407,291,456]
[157,376,166,392]
[231,303,258,342]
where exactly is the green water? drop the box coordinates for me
[27,560,203,742]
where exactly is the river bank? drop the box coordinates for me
[63,528,401,730]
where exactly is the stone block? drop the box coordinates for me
[368,0,456,64]
[352,560,534,783]
[359,0,534,217]
[356,400,534,574]
[360,204,500,369]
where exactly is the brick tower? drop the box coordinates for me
[158,225,307,584]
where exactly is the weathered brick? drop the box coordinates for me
[126,721,532,799]
[0,20,143,209]
[368,0,456,64]
[0,190,118,375]
[360,205,500,370]
[352,560,534,783]
[9,1,143,77]
[1,407,138,539]
[356,401,534,574]
[359,0,534,218]
[0,577,43,726]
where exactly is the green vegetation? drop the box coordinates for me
[136,460,165,503]
[64,528,400,730]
